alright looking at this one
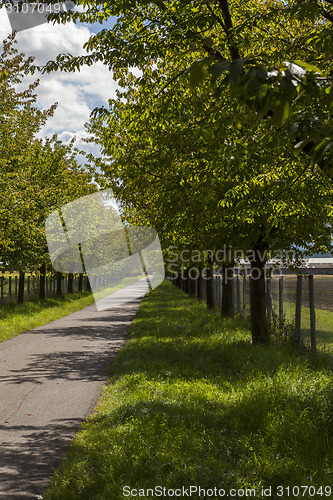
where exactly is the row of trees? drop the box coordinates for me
[0,33,96,303]
[11,0,331,344]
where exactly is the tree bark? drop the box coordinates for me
[85,275,91,291]
[68,273,74,294]
[56,272,62,297]
[39,264,46,300]
[184,268,190,294]
[78,273,83,292]
[17,271,25,304]
[221,264,234,317]
[218,0,241,60]
[249,248,269,345]
[189,270,196,295]
[197,267,203,300]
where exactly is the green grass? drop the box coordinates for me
[43,280,333,500]
[272,299,333,353]
[0,276,146,344]
[0,291,95,343]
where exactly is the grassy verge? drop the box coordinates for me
[43,280,333,500]
[0,291,95,343]
[0,276,146,344]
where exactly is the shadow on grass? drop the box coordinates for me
[47,381,333,499]
[0,291,93,320]
[43,282,333,499]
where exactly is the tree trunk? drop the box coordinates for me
[184,268,189,294]
[39,264,46,299]
[250,249,269,345]
[68,273,74,294]
[206,266,214,309]
[56,272,62,297]
[221,264,234,317]
[189,270,196,295]
[85,275,91,291]
[78,273,83,292]
[18,271,25,305]
[197,268,202,300]
[180,269,185,292]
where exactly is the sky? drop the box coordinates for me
[0,7,118,159]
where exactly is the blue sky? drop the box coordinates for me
[0,7,118,159]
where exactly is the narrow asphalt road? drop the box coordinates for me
[0,287,144,499]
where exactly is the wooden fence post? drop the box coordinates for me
[266,277,272,324]
[309,275,316,351]
[236,275,241,314]
[232,276,235,313]
[39,264,46,299]
[214,275,217,305]
[206,266,214,309]
[9,277,12,296]
[242,274,246,315]
[295,275,302,345]
[279,276,283,321]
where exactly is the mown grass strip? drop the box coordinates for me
[0,276,145,344]
[43,280,333,500]
[0,291,95,343]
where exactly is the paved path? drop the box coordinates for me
[0,294,142,499]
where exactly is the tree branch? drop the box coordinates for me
[157,68,187,95]
[153,0,225,61]
[321,7,333,22]
[205,2,226,31]
[217,0,241,60]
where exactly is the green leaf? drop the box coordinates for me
[293,60,322,74]
[312,139,333,164]
[294,138,311,152]
[229,59,244,83]
[188,59,208,89]
[209,60,230,85]
[272,99,291,127]
[201,37,214,48]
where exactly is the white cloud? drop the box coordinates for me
[0,9,117,158]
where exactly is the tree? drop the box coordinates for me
[85,59,333,344]
[0,34,96,302]
[39,0,333,342]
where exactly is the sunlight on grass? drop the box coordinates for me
[0,278,147,344]
[0,291,95,343]
[43,281,333,500]
[276,301,333,354]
